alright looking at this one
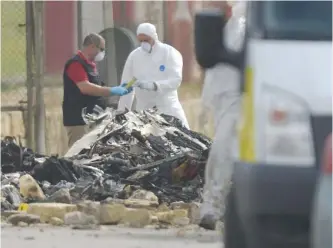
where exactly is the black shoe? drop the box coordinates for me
[199,214,217,230]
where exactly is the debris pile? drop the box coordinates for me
[1,108,211,227]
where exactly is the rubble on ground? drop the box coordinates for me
[1,108,210,228]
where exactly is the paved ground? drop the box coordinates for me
[1,225,223,248]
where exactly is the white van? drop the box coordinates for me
[195,1,332,248]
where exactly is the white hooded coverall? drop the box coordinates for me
[199,2,246,219]
[117,23,189,129]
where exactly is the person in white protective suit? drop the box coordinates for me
[198,2,246,230]
[117,23,189,129]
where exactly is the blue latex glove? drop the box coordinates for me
[120,82,133,93]
[110,86,129,96]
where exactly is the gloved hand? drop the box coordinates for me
[109,86,129,96]
[134,80,157,91]
[120,82,133,93]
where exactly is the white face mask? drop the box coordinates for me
[141,42,152,53]
[94,51,105,62]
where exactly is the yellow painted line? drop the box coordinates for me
[238,67,256,162]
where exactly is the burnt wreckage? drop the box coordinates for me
[1,108,211,210]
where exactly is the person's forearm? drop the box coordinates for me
[77,81,110,97]
[84,85,110,97]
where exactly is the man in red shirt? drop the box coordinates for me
[63,33,132,148]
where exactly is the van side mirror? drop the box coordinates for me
[194,11,243,69]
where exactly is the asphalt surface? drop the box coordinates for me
[1,224,223,248]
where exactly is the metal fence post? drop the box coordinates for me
[33,1,46,153]
[25,1,34,149]
[102,0,119,108]
[103,1,118,87]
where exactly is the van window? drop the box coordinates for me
[256,1,332,41]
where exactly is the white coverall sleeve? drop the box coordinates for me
[117,52,135,111]
[155,47,183,93]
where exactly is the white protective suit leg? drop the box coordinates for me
[199,2,246,224]
[200,93,240,219]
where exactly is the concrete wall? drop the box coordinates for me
[81,1,104,38]
[1,110,69,156]
[80,1,165,42]
[43,0,208,77]
[44,1,76,75]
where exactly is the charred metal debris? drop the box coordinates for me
[1,108,211,210]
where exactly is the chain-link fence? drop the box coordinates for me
[1,1,29,149]
[1,1,27,108]
[1,1,44,152]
